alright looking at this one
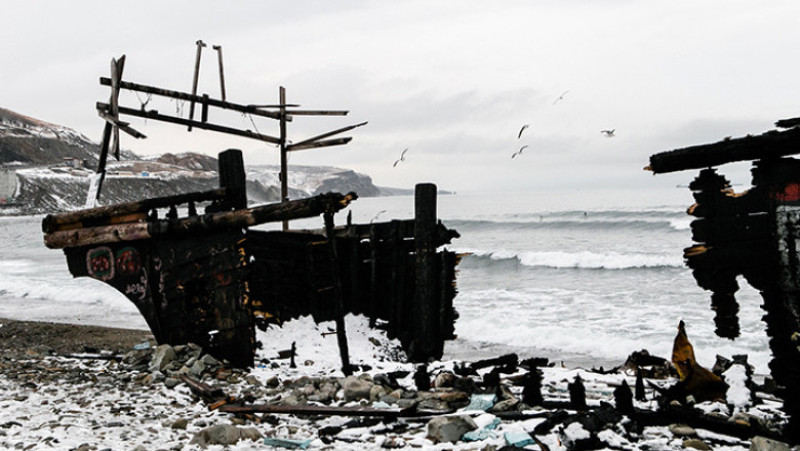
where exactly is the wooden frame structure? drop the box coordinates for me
[647,117,800,443]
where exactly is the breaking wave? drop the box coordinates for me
[460,249,683,269]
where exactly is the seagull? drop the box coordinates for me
[518,124,529,139]
[512,145,528,159]
[601,129,615,137]
[370,210,387,223]
[393,148,408,167]
[553,90,569,105]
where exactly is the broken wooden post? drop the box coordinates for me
[216,149,247,211]
[324,210,352,376]
[412,183,440,361]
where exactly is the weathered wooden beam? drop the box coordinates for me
[97,103,282,144]
[412,183,440,361]
[647,126,800,174]
[285,109,348,116]
[42,188,227,233]
[218,403,420,418]
[44,192,357,249]
[99,77,287,121]
[97,111,146,139]
[286,137,353,152]
[324,211,352,376]
[286,121,367,150]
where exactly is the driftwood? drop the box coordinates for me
[218,403,432,418]
[646,126,800,174]
[180,374,230,404]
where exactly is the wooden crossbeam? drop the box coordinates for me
[97,103,282,145]
[286,121,367,151]
[287,137,353,152]
[100,77,288,121]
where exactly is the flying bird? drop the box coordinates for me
[393,148,408,167]
[601,129,615,137]
[511,145,528,159]
[553,90,569,105]
[370,210,387,223]
[518,124,529,139]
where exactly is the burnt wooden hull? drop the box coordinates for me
[64,230,255,367]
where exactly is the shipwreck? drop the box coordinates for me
[41,51,461,372]
[647,119,800,441]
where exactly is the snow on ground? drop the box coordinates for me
[0,315,791,450]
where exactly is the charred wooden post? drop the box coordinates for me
[324,210,352,376]
[412,183,440,361]
[648,122,800,443]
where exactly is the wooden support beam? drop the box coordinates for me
[100,78,286,121]
[285,109,348,116]
[324,211,352,376]
[286,121,367,151]
[286,137,353,152]
[411,183,440,361]
[44,192,357,249]
[647,126,800,174]
[97,111,146,139]
[42,188,227,233]
[97,103,281,144]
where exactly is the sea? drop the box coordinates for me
[0,187,773,375]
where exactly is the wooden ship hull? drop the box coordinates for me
[648,121,800,442]
[42,150,461,369]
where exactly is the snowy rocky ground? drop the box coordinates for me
[0,315,794,451]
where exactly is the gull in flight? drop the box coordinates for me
[601,129,615,137]
[518,124,529,139]
[393,148,408,167]
[553,90,569,105]
[511,145,528,159]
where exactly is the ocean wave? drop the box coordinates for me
[446,216,690,233]
[460,249,683,269]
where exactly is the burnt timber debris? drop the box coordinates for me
[41,54,461,370]
[647,118,800,442]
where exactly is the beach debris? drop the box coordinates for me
[189,423,263,447]
[670,321,728,404]
[635,368,646,401]
[568,374,587,411]
[504,430,536,448]
[613,379,634,414]
[426,415,478,443]
[262,437,313,449]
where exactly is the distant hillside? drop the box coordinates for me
[0,107,136,166]
[0,107,415,214]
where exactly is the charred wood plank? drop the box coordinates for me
[44,192,357,249]
[219,403,427,418]
[42,188,227,233]
[647,127,800,174]
[97,102,282,144]
[324,211,352,376]
[99,77,285,121]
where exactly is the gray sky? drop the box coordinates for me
[3,1,799,201]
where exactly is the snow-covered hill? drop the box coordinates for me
[1,107,405,214]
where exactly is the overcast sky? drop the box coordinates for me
[3,1,799,202]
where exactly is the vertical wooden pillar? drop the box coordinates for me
[279,86,289,231]
[324,211,352,375]
[412,183,440,361]
[218,149,247,210]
